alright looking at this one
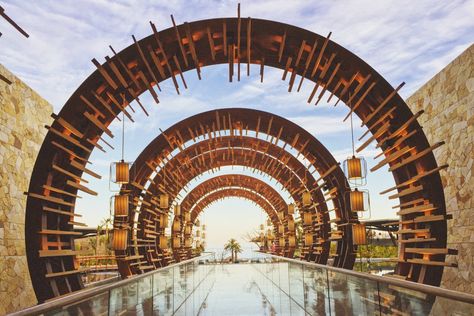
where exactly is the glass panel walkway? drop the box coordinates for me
[10,254,474,315]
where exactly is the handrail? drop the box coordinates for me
[9,253,214,316]
[261,253,474,305]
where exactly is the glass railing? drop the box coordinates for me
[10,253,215,316]
[254,253,474,316]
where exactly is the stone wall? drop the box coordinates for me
[0,64,52,315]
[406,44,474,295]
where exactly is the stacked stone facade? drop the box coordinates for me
[0,64,52,315]
[406,44,474,295]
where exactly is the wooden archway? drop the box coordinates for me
[25,14,450,301]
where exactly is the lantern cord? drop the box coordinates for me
[121,112,125,161]
[349,93,355,157]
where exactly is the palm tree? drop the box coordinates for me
[224,238,243,263]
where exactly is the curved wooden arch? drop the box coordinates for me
[25,15,449,301]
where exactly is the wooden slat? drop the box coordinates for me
[371,146,415,172]
[361,82,405,126]
[39,249,83,257]
[91,58,118,90]
[70,159,101,179]
[170,15,188,67]
[46,126,91,153]
[406,259,457,267]
[405,248,457,255]
[311,32,331,77]
[388,185,423,200]
[83,112,113,138]
[38,231,82,236]
[397,204,437,216]
[51,114,84,138]
[52,164,88,183]
[66,180,97,196]
[377,111,424,148]
[25,192,75,207]
[278,31,286,63]
[51,141,89,163]
[43,206,81,217]
[43,185,80,199]
[389,142,445,172]
[399,238,436,244]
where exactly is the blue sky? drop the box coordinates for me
[1,0,473,252]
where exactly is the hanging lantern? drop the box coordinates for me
[202,232,206,239]
[159,235,168,249]
[303,212,312,225]
[202,241,206,249]
[112,229,128,251]
[352,224,367,245]
[115,160,130,184]
[160,194,169,209]
[185,238,192,248]
[184,211,191,222]
[304,233,313,246]
[195,240,201,248]
[195,219,201,227]
[202,224,206,231]
[184,225,192,235]
[160,214,169,229]
[288,203,295,214]
[278,224,284,234]
[287,218,295,231]
[279,237,285,247]
[174,204,181,216]
[172,220,181,232]
[266,218,272,226]
[288,235,296,247]
[196,230,201,237]
[302,191,312,206]
[259,232,264,240]
[114,194,128,217]
[350,189,365,212]
[260,224,264,230]
[343,156,367,186]
[172,237,181,248]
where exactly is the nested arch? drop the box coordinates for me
[25,15,448,301]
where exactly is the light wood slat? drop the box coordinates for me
[51,114,84,138]
[315,63,340,105]
[91,58,118,90]
[405,248,457,255]
[83,112,113,138]
[361,82,405,126]
[172,55,188,89]
[68,221,87,227]
[356,121,390,153]
[66,180,97,196]
[406,259,457,267]
[79,94,107,120]
[377,110,424,148]
[25,192,75,207]
[392,198,426,209]
[397,204,437,216]
[358,106,396,141]
[52,164,88,183]
[344,81,377,122]
[206,26,216,61]
[246,17,251,76]
[314,163,340,184]
[43,206,81,217]
[103,56,128,88]
[311,32,331,77]
[39,249,83,257]
[170,15,188,67]
[137,71,159,105]
[70,159,101,179]
[380,164,449,195]
[43,185,80,199]
[38,230,83,236]
[297,41,318,91]
[278,31,286,63]
[374,129,418,160]
[132,34,159,90]
[371,146,415,172]
[389,185,423,200]
[394,229,430,234]
[222,21,227,56]
[147,46,166,79]
[46,126,91,153]
[183,22,201,79]
[46,269,84,278]
[51,141,89,163]
[389,141,445,172]
[399,238,436,244]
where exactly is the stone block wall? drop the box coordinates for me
[406,44,474,294]
[0,64,52,315]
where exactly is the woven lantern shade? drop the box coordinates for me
[174,204,181,216]
[267,229,274,240]
[172,220,181,232]
[112,229,128,251]
[352,224,367,245]
[288,203,295,214]
[159,214,169,229]
[259,232,264,240]
[184,225,192,235]
[115,160,130,184]
[184,211,191,222]
[304,233,313,246]
[159,235,168,249]
[160,194,169,209]
[288,218,295,231]
[303,212,312,225]
[195,219,200,227]
[202,241,206,249]
[196,230,201,237]
[202,224,206,231]
[278,211,284,220]
[279,237,285,247]
[278,224,284,234]
[350,189,365,212]
[185,238,192,248]
[288,235,296,247]
[260,224,264,230]
[114,194,128,217]
[195,240,201,248]
[302,191,312,206]
[172,237,181,248]
[202,232,206,239]
[343,156,367,186]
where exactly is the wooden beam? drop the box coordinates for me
[170,15,188,67]
[311,32,331,77]
[91,58,118,90]
[361,82,405,126]
[389,142,445,172]
[278,31,287,63]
